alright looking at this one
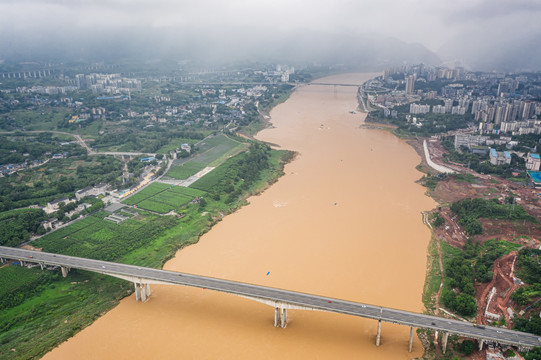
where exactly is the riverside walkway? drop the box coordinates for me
[1,246,539,353]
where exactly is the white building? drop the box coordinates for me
[526,153,541,171]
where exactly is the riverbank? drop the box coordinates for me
[360,77,541,359]
[36,73,436,360]
[0,144,294,360]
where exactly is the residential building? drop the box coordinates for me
[489,148,511,166]
[526,153,541,171]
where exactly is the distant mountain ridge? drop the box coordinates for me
[0,27,440,71]
[438,30,541,72]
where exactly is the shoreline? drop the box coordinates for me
[359,78,541,359]
[36,73,434,360]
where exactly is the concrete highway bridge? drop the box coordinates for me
[310,82,361,87]
[1,246,539,353]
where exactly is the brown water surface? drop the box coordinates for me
[43,73,436,359]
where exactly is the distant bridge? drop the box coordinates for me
[310,82,361,87]
[1,246,539,353]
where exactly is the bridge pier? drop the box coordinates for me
[281,308,287,328]
[140,284,147,302]
[376,320,382,346]
[478,339,484,351]
[40,263,44,270]
[0,257,5,264]
[134,283,151,302]
[408,326,414,352]
[442,332,449,354]
[273,307,287,328]
[61,266,70,278]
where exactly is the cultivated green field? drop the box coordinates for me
[192,134,247,166]
[0,145,293,360]
[121,182,171,205]
[165,161,206,180]
[189,156,238,192]
[165,134,248,180]
[31,210,172,260]
[122,183,206,214]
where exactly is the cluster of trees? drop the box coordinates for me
[512,248,541,309]
[430,211,445,228]
[76,156,123,186]
[36,214,177,262]
[450,197,536,235]
[515,317,541,336]
[442,239,520,317]
[93,129,204,153]
[206,143,271,204]
[0,134,85,165]
[0,268,58,311]
[0,208,46,247]
[441,241,478,316]
[0,156,121,212]
[258,84,294,112]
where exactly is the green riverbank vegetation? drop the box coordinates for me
[0,143,295,360]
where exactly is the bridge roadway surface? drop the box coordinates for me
[1,246,539,350]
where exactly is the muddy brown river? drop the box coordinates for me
[43,73,436,359]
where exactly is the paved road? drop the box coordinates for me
[1,246,539,350]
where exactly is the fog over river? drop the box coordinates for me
[43,73,436,359]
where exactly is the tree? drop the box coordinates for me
[199,198,207,209]
[458,340,474,355]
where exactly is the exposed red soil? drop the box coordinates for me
[475,252,520,327]
[418,136,541,351]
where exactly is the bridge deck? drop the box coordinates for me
[1,246,539,349]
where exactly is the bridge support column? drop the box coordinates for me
[478,339,484,351]
[61,266,69,278]
[280,308,287,329]
[133,283,150,302]
[140,284,147,302]
[0,257,5,264]
[442,332,449,354]
[408,326,414,352]
[376,320,382,346]
[274,307,280,327]
[20,260,24,267]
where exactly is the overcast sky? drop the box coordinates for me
[1,0,540,68]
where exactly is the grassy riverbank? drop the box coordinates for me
[0,145,294,360]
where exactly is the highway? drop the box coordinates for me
[1,246,539,350]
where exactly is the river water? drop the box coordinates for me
[42,73,436,359]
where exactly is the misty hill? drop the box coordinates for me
[438,30,541,72]
[0,27,439,70]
